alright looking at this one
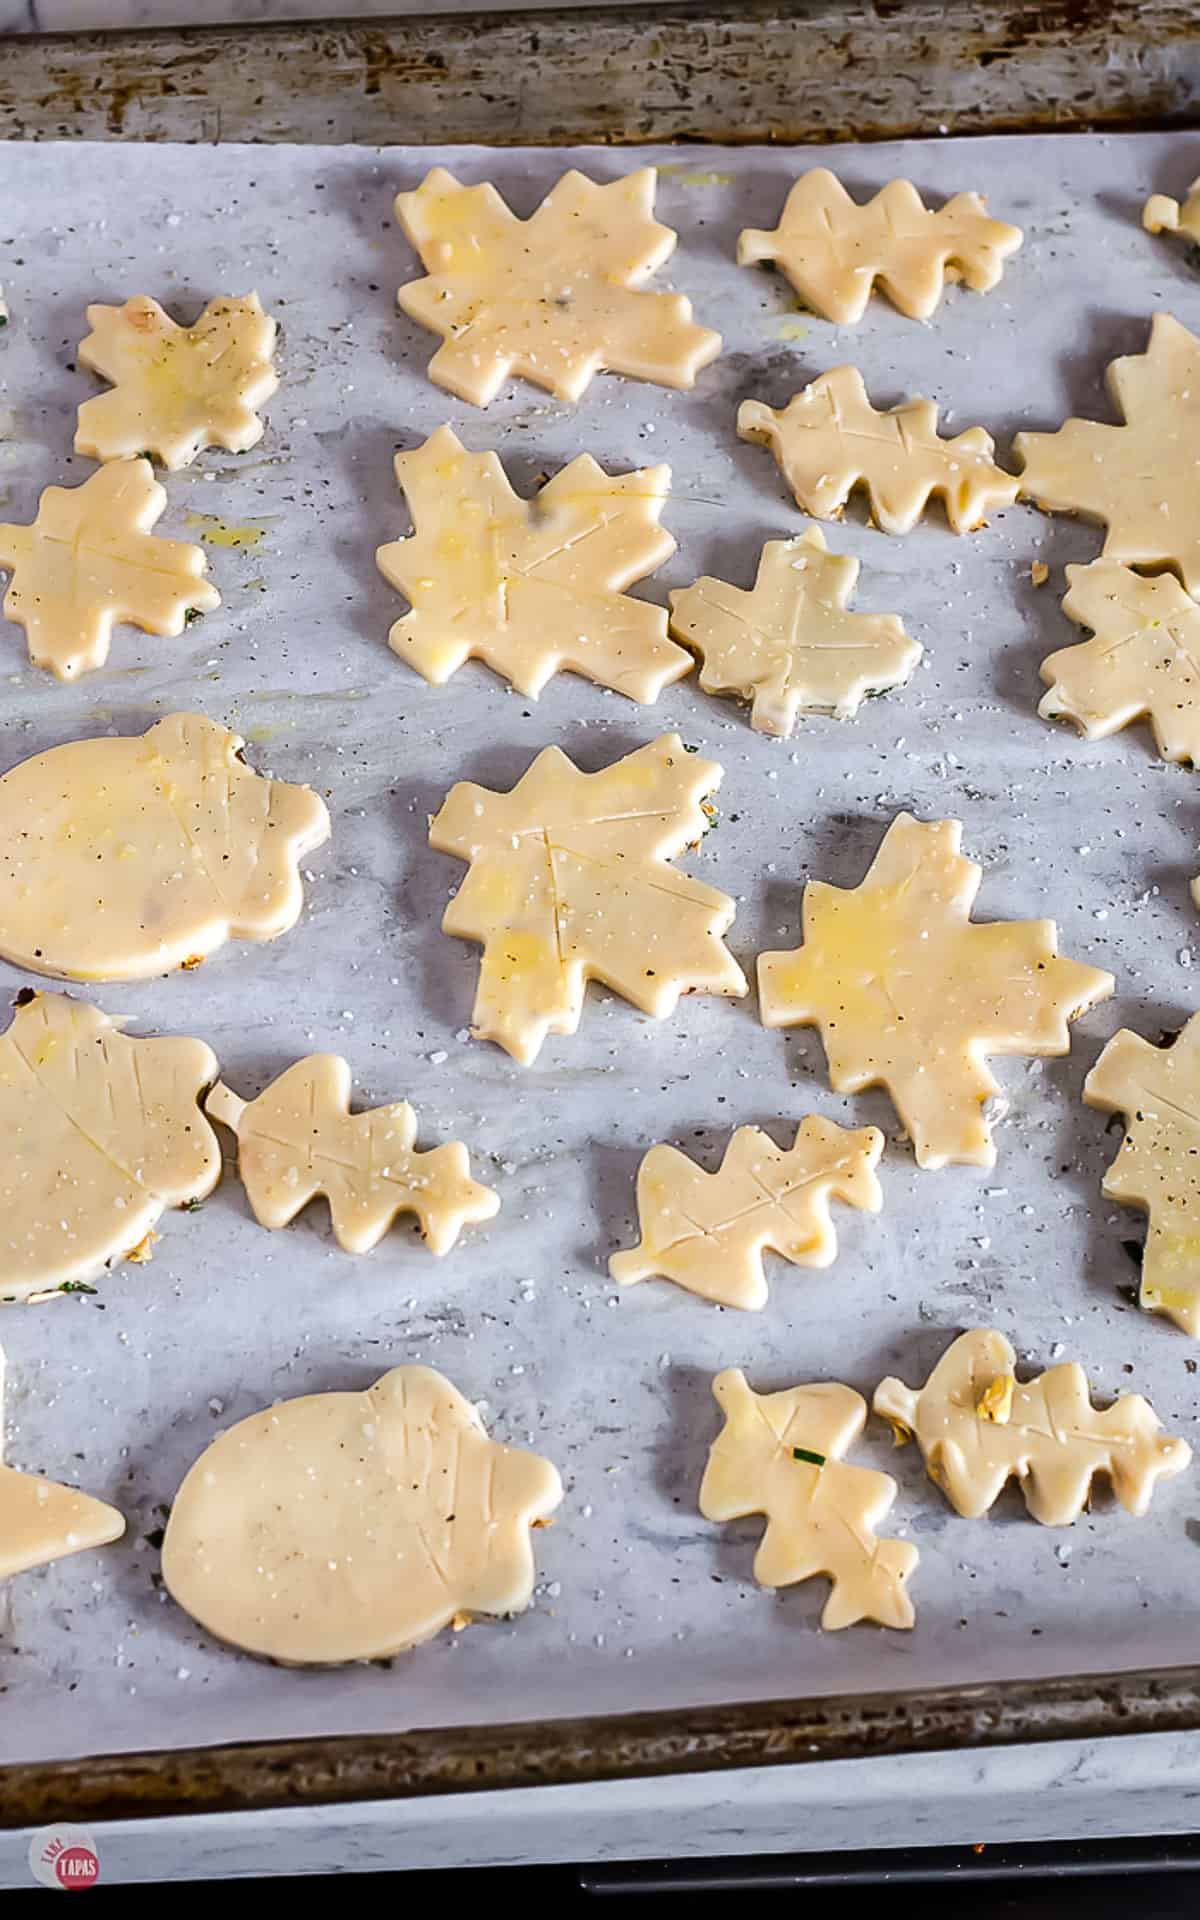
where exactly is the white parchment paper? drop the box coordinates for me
[0,131,1199,1767]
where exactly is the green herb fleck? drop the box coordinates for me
[59,1280,98,1295]
[184,606,204,625]
[792,1446,826,1467]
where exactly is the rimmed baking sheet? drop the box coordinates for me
[1,130,1199,1774]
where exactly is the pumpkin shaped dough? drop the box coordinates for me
[0,713,330,982]
[162,1365,563,1663]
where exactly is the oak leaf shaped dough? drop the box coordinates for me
[394,165,721,406]
[0,459,220,681]
[0,1345,124,1579]
[1039,560,1200,762]
[1083,1013,1200,1336]
[161,1363,563,1663]
[1143,181,1200,248]
[737,169,1022,325]
[668,525,921,735]
[0,712,330,982]
[758,812,1114,1170]
[430,732,747,1066]
[0,992,219,1302]
[75,293,279,471]
[738,366,1019,534]
[1015,314,1200,594]
[874,1328,1191,1524]
[699,1368,917,1630]
[206,1055,500,1256]
[377,425,689,703]
[610,1116,883,1309]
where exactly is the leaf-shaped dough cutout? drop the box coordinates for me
[738,169,1021,324]
[738,366,1018,534]
[395,166,721,406]
[758,812,1114,1169]
[610,1116,883,1309]
[0,992,219,1302]
[1143,181,1200,250]
[1039,560,1200,762]
[0,1345,125,1579]
[669,526,920,735]
[1015,314,1200,593]
[206,1055,500,1255]
[429,732,747,1065]
[1084,1013,1200,1335]
[377,425,689,702]
[699,1368,917,1630]
[874,1328,1191,1524]
[75,293,279,472]
[0,459,220,681]
[0,713,330,982]
[161,1364,563,1663]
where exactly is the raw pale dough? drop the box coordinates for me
[737,169,1022,324]
[75,293,279,471]
[0,1346,124,1580]
[609,1116,883,1309]
[874,1328,1191,1524]
[738,367,1019,533]
[429,732,747,1066]
[0,712,330,982]
[0,992,219,1302]
[206,1055,500,1256]
[668,525,921,736]
[394,166,721,406]
[0,458,220,681]
[758,812,1114,1169]
[377,424,689,702]
[1084,1013,1200,1336]
[161,1363,563,1664]
[699,1368,917,1630]
[1015,314,1200,594]
[1143,181,1200,248]
[1040,560,1200,762]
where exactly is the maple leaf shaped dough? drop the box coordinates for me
[206,1055,500,1256]
[699,1368,917,1630]
[394,166,721,406]
[430,733,747,1067]
[0,1345,124,1579]
[376,425,689,703]
[162,1363,562,1663]
[0,992,219,1301]
[1143,180,1200,249]
[1083,1013,1200,1336]
[668,525,921,736]
[0,712,330,982]
[75,293,279,471]
[610,1116,883,1309]
[738,367,1019,534]
[1015,314,1200,593]
[0,458,220,681]
[1039,560,1200,762]
[758,812,1114,1170]
[737,169,1022,325]
[874,1328,1191,1524]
